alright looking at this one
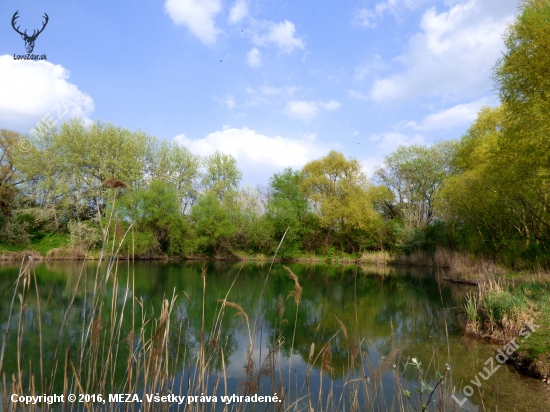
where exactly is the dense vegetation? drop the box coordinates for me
[1,0,550,269]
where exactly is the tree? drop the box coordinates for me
[301,151,377,251]
[435,107,504,254]
[495,0,550,138]
[116,180,190,255]
[13,119,150,228]
[190,192,236,255]
[375,141,456,229]
[266,168,314,256]
[232,186,274,254]
[0,129,19,222]
[148,140,201,214]
[201,151,242,203]
[437,105,550,264]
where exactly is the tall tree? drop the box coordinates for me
[266,168,314,256]
[0,129,19,221]
[14,119,150,227]
[148,140,201,214]
[301,151,377,250]
[201,151,242,203]
[375,141,456,229]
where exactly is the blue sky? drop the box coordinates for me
[1,0,519,185]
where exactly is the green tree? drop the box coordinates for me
[375,142,456,229]
[266,168,315,256]
[190,192,236,255]
[201,151,242,203]
[14,119,150,227]
[232,186,274,254]
[436,105,550,263]
[116,180,190,255]
[147,140,201,214]
[301,151,377,251]
[0,129,19,223]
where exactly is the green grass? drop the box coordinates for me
[0,233,69,255]
[472,279,550,366]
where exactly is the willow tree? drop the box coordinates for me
[201,151,242,203]
[301,151,378,251]
[375,141,456,229]
[0,129,19,221]
[147,139,201,214]
[495,0,550,261]
[14,119,150,226]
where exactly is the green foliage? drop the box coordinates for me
[482,290,526,324]
[301,151,378,252]
[31,233,70,255]
[4,1,550,265]
[376,141,456,229]
[190,192,236,255]
[116,180,191,255]
[0,129,19,224]
[68,220,102,250]
[148,139,201,214]
[201,151,242,203]
[266,168,314,256]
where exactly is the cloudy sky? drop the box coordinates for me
[0,0,519,185]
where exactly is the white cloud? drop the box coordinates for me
[361,132,426,177]
[224,95,236,109]
[260,85,298,96]
[0,55,94,132]
[403,97,494,130]
[215,95,236,109]
[253,20,304,54]
[284,100,340,122]
[228,0,248,24]
[174,127,329,184]
[354,54,386,82]
[247,47,261,68]
[353,8,377,28]
[353,0,428,27]
[164,0,222,45]
[348,90,370,101]
[369,0,517,103]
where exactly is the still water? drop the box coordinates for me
[0,261,548,411]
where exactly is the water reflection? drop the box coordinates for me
[0,261,548,411]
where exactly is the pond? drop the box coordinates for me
[0,260,548,411]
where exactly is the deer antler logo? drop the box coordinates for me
[11,11,49,54]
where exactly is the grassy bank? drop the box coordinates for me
[463,274,550,383]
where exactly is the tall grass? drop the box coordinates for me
[0,215,462,411]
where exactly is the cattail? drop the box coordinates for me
[334,314,348,343]
[308,342,315,364]
[219,299,249,325]
[321,343,333,376]
[102,178,129,191]
[284,266,302,306]
[276,295,286,320]
[114,220,123,240]
[91,317,102,345]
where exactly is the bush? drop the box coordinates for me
[68,220,102,250]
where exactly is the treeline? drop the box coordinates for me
[1,0,549,267]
